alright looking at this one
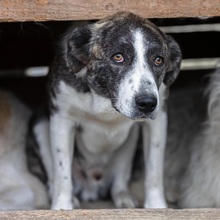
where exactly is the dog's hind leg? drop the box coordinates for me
[110,124,139,208]
[32,117,54,193]
[143,109,167,208]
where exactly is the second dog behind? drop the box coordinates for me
[165,69,220,208]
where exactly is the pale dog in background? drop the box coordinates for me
[165,68,220,208]
[180,69,220,208]
[0,91,49,210]
[48,12,181,209]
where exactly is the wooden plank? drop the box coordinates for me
[1,209,220,220]
[0,0,220,22]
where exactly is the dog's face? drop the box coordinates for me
[66,12,181,120]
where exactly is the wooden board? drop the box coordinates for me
[1,209,220,220]
[0,0,220,22]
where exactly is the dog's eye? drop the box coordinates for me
[154,57,164,66]
[112,53,124,63]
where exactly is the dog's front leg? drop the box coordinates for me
[110,124,139,208]
[50,113,79,210]
[143,109,167,208]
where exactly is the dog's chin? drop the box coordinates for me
[131,112,158,121]
[114,106,158,121]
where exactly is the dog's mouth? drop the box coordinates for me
[114,104,157,121]
[130,112,157,121]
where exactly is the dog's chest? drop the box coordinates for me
[77,118,133,154]
[55,81,134,154]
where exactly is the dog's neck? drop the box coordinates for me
[53,80,128,124]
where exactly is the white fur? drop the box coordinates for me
[51,81,137,209]
[0,91,49,210]
[143,84,168,208]
[34,113,139,207]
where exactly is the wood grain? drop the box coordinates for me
[0,0,220,22]
[1,209,220,220]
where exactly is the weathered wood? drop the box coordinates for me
[1,209,220,220]
[0,0,220,22]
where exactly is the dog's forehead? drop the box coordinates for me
[93,13,165,45]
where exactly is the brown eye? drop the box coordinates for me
[112,53,124,62]
[155,57,163,66]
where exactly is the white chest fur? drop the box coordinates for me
[53,81,134,156]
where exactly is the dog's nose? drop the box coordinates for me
[135,95,157,113]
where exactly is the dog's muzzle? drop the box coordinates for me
[135,94,157,114]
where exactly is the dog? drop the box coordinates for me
[164,69,220,208]
[0,90,49,210]
[48,12,181,209]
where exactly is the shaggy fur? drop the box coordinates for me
[165,69,220,208]
[164,84,206,207]
[48,12,181,209]
[180,69,220,208]
[0,91,49,210]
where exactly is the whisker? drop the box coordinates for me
[96,98,109,110]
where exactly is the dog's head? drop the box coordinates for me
[66,12,182,120]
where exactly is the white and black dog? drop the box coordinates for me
[48,12,181,209]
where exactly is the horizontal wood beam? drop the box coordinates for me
[1,209,220,220]
[0,0,220,22]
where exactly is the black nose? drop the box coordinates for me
[135,95,157,113]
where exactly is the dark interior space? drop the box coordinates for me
[0,17,220,109]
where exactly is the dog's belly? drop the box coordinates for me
[77,118,134,155]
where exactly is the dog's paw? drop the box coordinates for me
[51,201,73,210]
[144,188,168,208]
[144,198,167,208]
[51,196,80,210]
[113,191,139,208]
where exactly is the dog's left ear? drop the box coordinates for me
[163,35,182,86]
[67,24,93,73]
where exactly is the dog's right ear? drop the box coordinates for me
[66,25,92,73]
